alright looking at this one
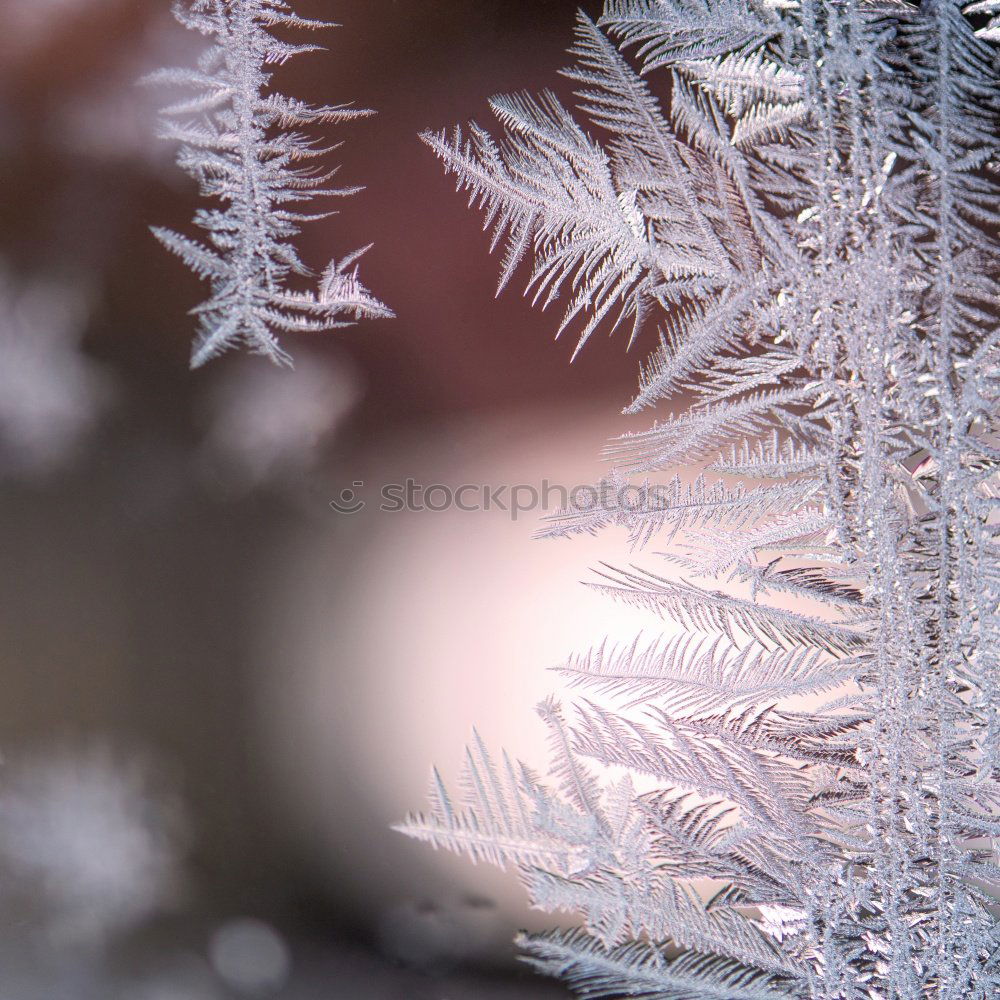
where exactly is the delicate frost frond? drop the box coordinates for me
[733,565,867,613]
[600,1,780,71]
[519,927,799,998]
[395,730,645,877]
[152,0,390,367]
[606,384,816,472]
[588,565,870,654]
[671,508,832,575]
[555,634,861,713]
[566,14,743,286]
[625,292,761,413]
[637,789,821,892]
[421,95,653,355]
[568,700,815,832]
[675,54,804,118]
[522,867,802,974]
[538,472,820,548]
[395,733,576,872]
[709,432,827,480]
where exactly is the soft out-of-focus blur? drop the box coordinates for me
[0,0,657,995]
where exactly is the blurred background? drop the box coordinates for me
[0,1,657,996]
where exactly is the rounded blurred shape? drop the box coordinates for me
[197,351,361,498]
[208,918,291,995]
[129,954,223,1000]
[377,894,508,972]
[0,740,187,949]
[0,266,113,480]
[256,402,664,949]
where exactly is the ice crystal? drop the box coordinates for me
[150,0,392,368]
[402,3,1000,998]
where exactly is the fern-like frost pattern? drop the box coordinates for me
[151,0,391,367]
[400,2,1000,998]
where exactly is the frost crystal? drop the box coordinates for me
[401,3,1000,998]
[150,0,392,368]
